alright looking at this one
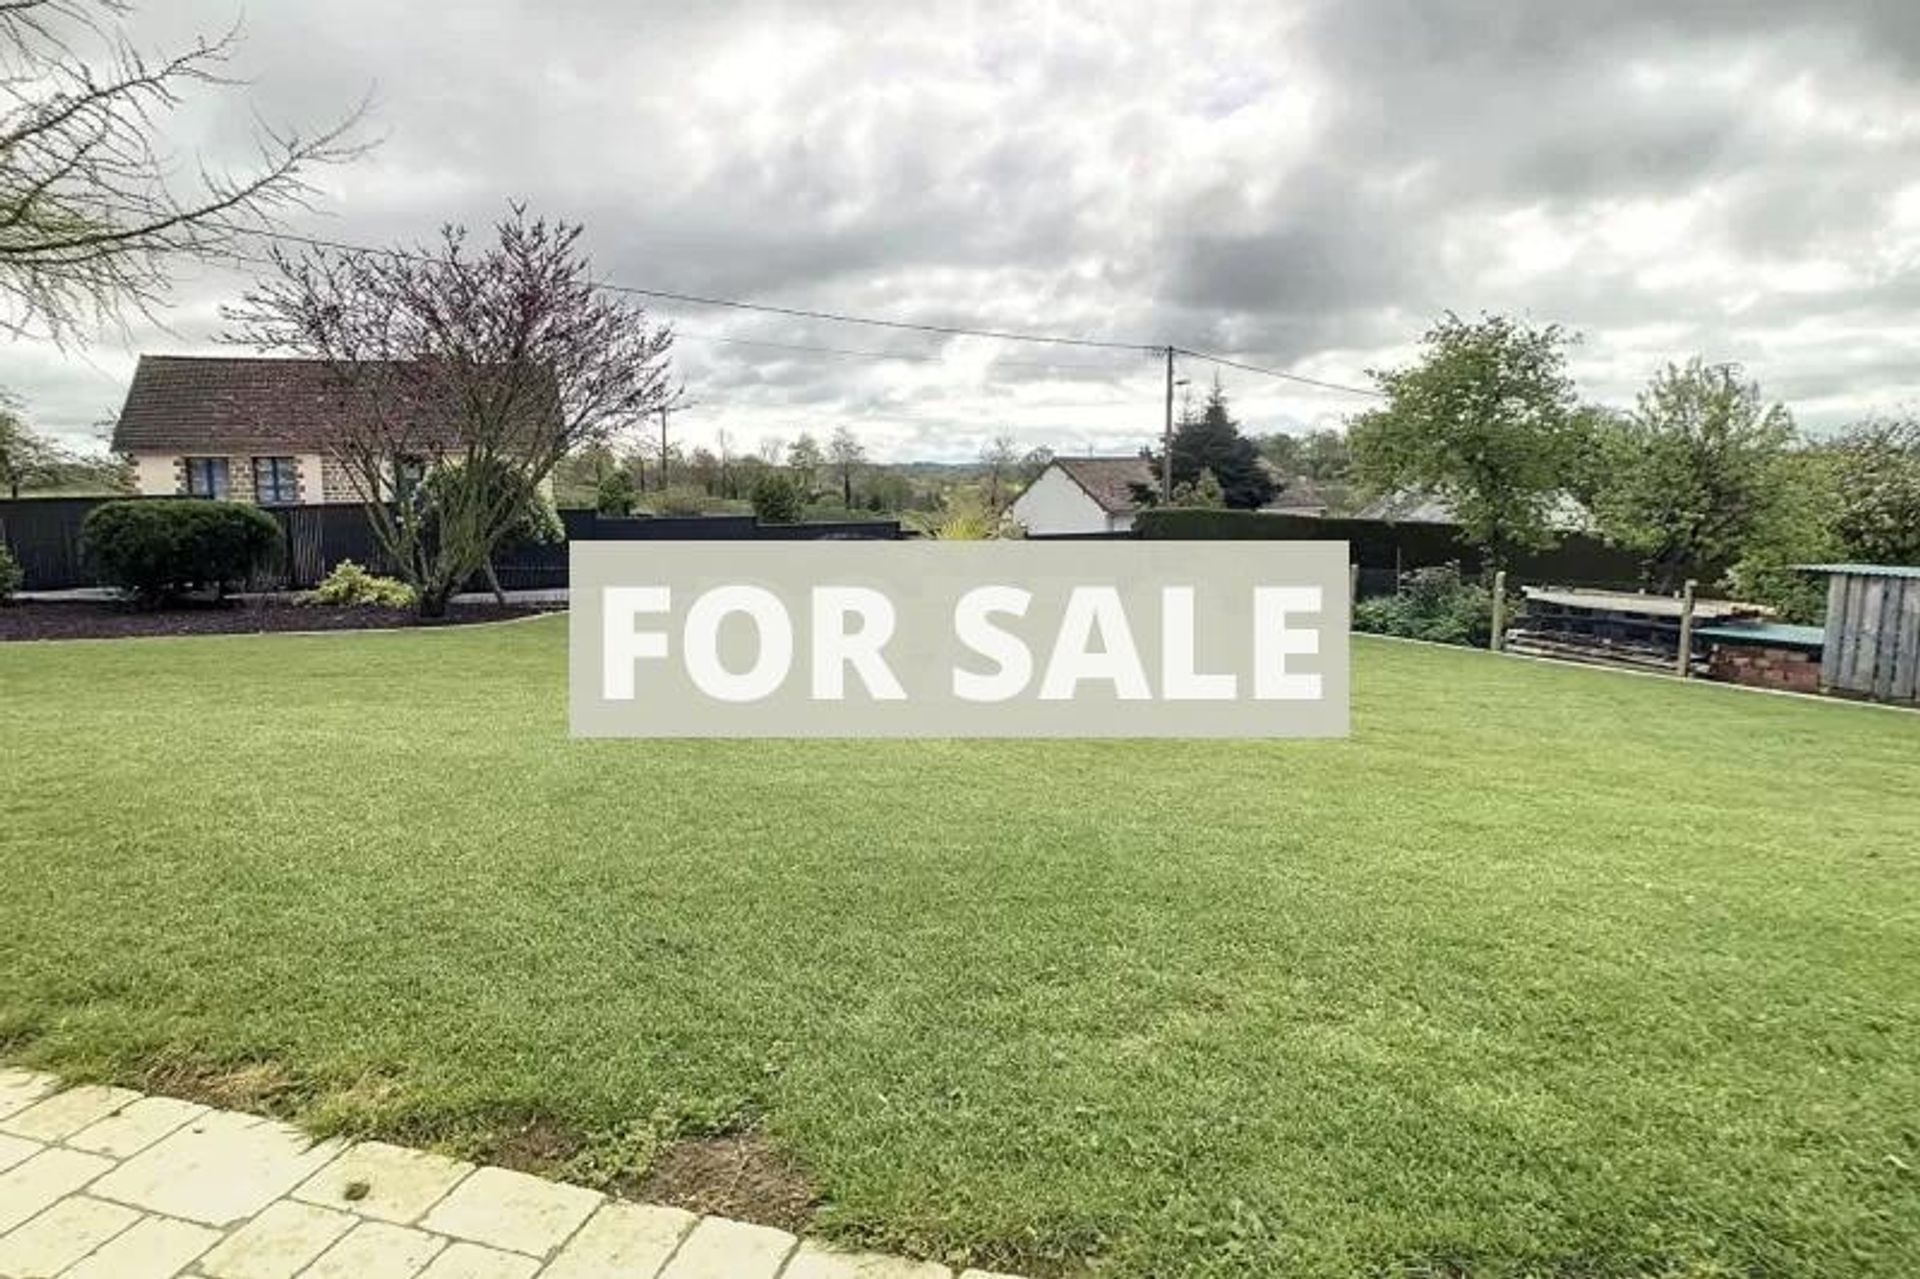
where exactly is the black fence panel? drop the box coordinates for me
[1135,508,1648,590]
[0,498,113,591]
[2,497,902,592]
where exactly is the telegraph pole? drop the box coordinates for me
[655,401,695,491]
[658,407,670,491]
[1162,345,1175,503]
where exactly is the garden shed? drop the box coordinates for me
[1803,563,1920,704]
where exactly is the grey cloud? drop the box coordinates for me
[9,0,1920,455]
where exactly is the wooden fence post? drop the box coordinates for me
[1489,569,1507,652]
[1675,578,1698,678]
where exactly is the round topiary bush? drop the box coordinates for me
[82,499,284,606]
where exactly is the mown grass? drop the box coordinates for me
[1,619,1916,1277]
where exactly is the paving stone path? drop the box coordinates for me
[0,1070,1022,1279]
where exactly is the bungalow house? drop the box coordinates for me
[1010,454,1331,535]
[1009,456,1154,535]
[111,355,531,505]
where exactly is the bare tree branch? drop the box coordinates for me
[0,0,371,341]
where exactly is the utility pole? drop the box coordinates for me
[658,407,670,492]
[1162,346,1175,503]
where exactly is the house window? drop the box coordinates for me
[391,455,426,502]
[253,456,299,505]
[184,457,229,498]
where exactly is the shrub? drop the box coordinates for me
[595,468,637,516]
[750,473,803,524]
[0,542,20,602]
[298,559,415,608]
[82,499,282,605]
[1353,563,1498,647]
[647,486,717,516]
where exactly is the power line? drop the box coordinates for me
[210,221,1384,396]
[675,328,1151,374]
[1173,346,1384,399]
[213,222,1158,355]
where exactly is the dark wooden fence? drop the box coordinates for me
[1132,509,1648,594]
[0,497,901,592]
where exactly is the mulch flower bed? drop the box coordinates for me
[0,599,561,642]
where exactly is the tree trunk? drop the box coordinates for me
[417,583,453,619]
[483,559,508,605]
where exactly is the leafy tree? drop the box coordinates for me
[1349,312,1582,566]
[595,467,637,516]
[1257,432,1300,473]
[419,455,562,603]
[0,398,62,497]
[1018,446,1054,485]
[687,446,721,496]
[1299,429,1352,482]
[1828,416,1920,564]
[786,433,823,497]
[1137,380,1275,509]
[0,0,364,341]
[828,426,865,508]
[229,206,677,617]
[751,471,803,523]
[1589,360,1797,589]
[1726,448,1842,622]
[1170,469,1226,508]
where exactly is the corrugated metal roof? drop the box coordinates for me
[1694,622,1826,650]
[1520,586,1766,621]
[1796,563,1920,580]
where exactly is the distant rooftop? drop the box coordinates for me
[1796,563,1920,580]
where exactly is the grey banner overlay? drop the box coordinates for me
[570,540,1349,738]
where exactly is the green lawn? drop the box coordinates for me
[2,619,1917,1277]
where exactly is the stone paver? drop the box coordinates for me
[0,1134,41,1175]
[0,1085,143,1143]
[293,1140,473,1225]
[0,1194,141,1276]
[659,1216,798,1279]
[302,1219,446,1279]
[90,1109,344,1227]
[198,1199,357,1279]
[542,1201,696,1279]
[417,1240,544,1279]
[0,1073,1030,1279]
[60,1213,223,1279]
[0,1148,115,1234]
[67,1095,208,1159]
[785,1240,953,1279]
[0,1071,55,1123]
[419,1165,601,1257]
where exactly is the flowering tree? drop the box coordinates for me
[228,207,677,615]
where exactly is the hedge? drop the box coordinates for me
[82,499,284,604]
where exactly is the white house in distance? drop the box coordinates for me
[1010,456,1154,535]
[1010,454,1331,534]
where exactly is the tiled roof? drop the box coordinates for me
[1053,456,1155,514]
[110,355,553,455]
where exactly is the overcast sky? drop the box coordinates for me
[12,0,1920,461]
